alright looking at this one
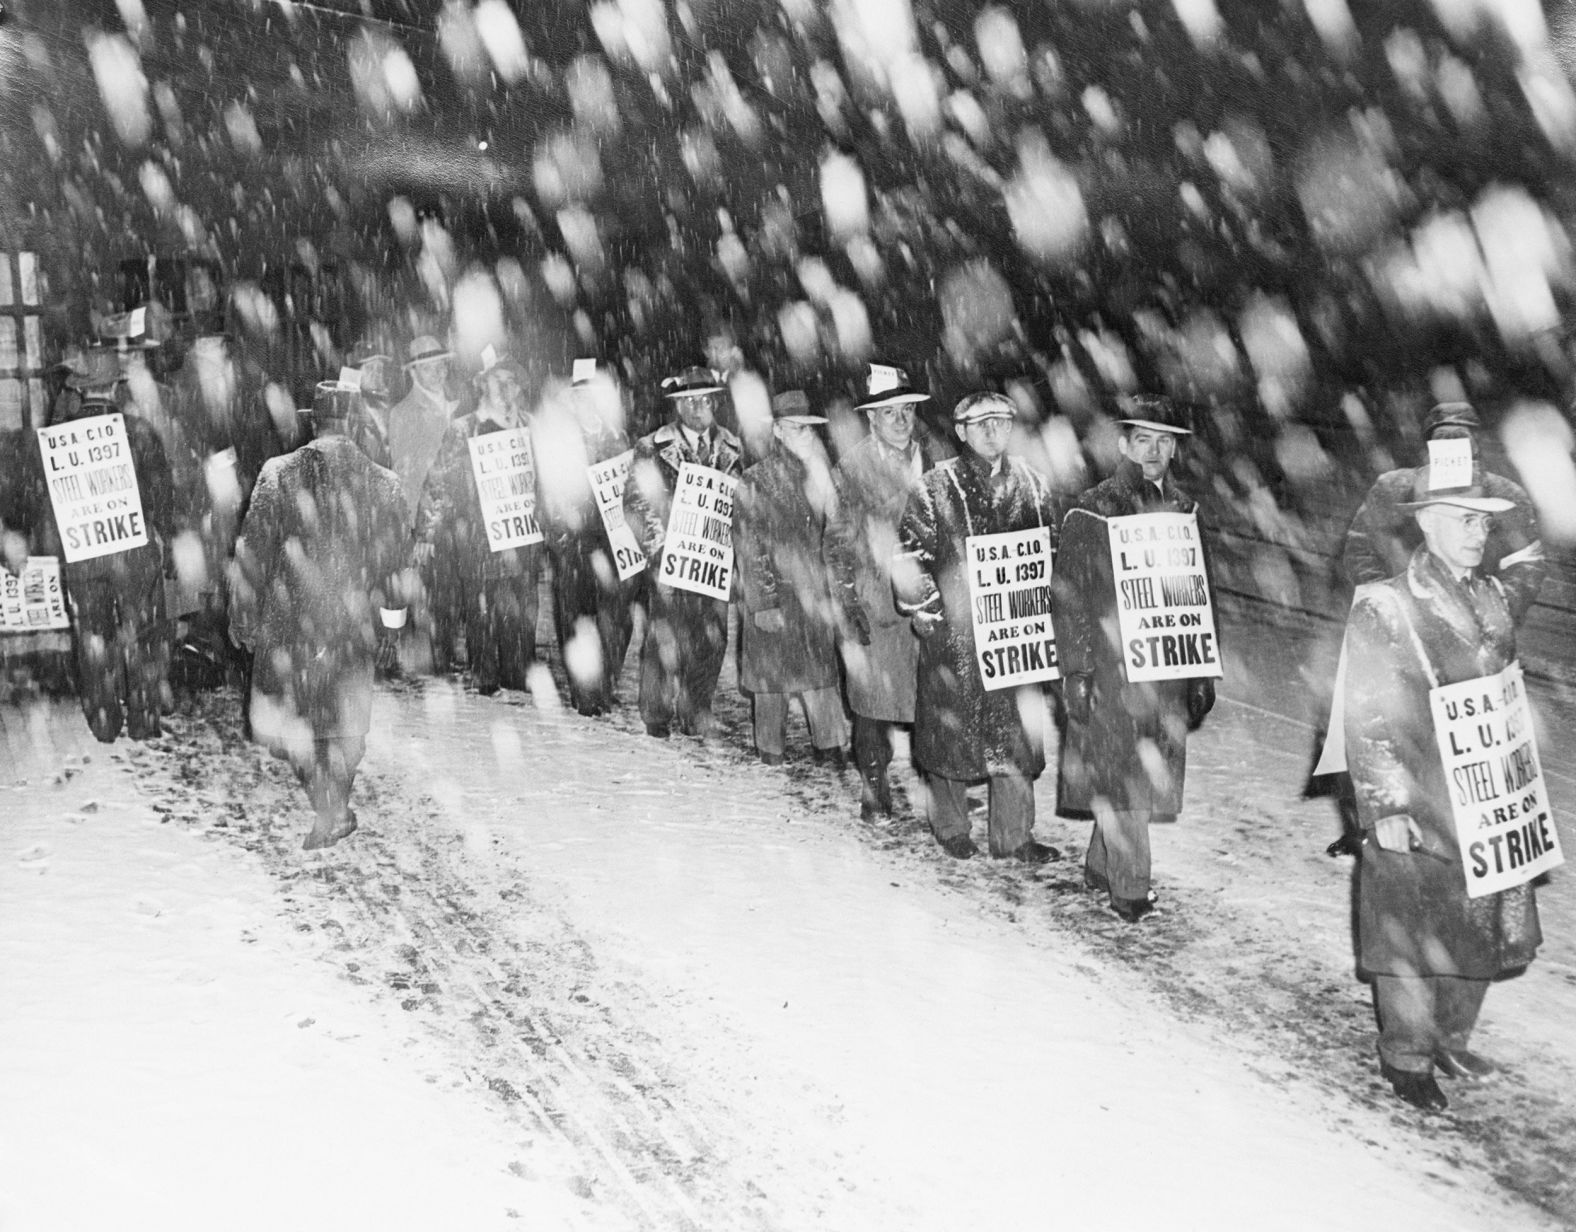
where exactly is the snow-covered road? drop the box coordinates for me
[2,597,1574,1230]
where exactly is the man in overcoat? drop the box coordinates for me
[623,365,744,739]
[1344,466,1541,1112]
[1053,395,1218,921]
[417,355,545,695]
[42,347,175,743]
[827,361,954,818]
[230,382,410,851]
[1326,400,1546,858]
[532,361,638,716]
[389,334,460,673]
[893,390,1060,863]
[734,390,854,764]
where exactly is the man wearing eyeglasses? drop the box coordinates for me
[1342,465,1542,1112]
[893,390,1061,864]
[827,362,954,820]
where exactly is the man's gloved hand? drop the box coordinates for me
[1186,677,1216,729]
[1063,673,1093,725]
[1372,813,1424,854]
[753,608,787,633]
[911,609,944,640]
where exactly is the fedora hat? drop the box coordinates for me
[857,362,928,410]
[1400,465,1514,513]
[662,365,725,398]
[404,335,453,367]
[1116,394,1193,436]
[771,389,827,424]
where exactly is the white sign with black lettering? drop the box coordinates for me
[468,427,543,551]
[1430,661,1562,898]
[0,556,69,631]
[965,527,1058,690]
[36,413,150,563]
[588,450,647,581]
[1427,437,1473,491]
[1107,511,1222,683]
[660,462,736,601]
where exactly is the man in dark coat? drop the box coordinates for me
[623,365,744,739]
[1053,395,1219,922]
[828,362,955,819]
[37,347,175,743]
[230,382,410,850]
[893,391,1061,863]
[1326,400,1545,858]
[416,355,545,695]
[533,361,637,716]
[1344,465,1542,1112]
[734,390,854,764]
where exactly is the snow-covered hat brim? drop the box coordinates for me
[1117,417,1192,436]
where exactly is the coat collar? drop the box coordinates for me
[1113,458,1186,509]
[654,420,741,472]
[1404,546,1514,675]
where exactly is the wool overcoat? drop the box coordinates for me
[1053,459,1213,818]
[827,428,954,722]
[733,445,852,694]
[230,436,409,749]
[1345,548,1542,978]
[893,449,1058,781]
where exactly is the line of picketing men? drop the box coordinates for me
[2,320,1557,1117]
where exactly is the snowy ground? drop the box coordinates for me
[2,596,1574,1232]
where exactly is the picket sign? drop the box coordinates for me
[468,427,543,551]
[0,557,69,632]
[659,462,736,601]
[588,450,647,581]
[1106,511,1222,684]
[963,526,1059,690]
[36,413,149,563]
[1430,661,1562,898]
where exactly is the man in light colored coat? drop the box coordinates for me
[388,334,459,672]
[734,390,853,764]
[827,362,954,819]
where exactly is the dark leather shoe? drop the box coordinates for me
[938,834,978,860]
[1381,1062,1449,1111]
[1326,831,1361,858]
[1110,895,1156,923]
[1435,1049,1497,1082]
[645,722,671,740]
[1008,840,1061,864]
[758,750,786,766]
[1084,868,1110,894]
